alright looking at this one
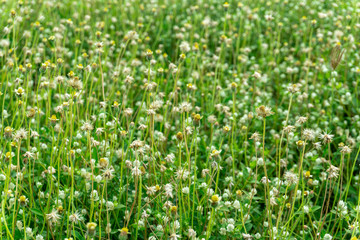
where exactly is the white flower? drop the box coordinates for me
[319,131,334,144]
[46,210,60,225]
[210,149,222,158]
[335,200,348,217]
[13,128,28,141]
[132,167,141,176]
[284,171,298,185]
[188,228,196,239]
[227,224,234,232]
[15,87,25,96]
[233,200,241,209]
[180,41,191,52]
[302,129,316,141]
[323,233,332,240]
[327,165,339,179]
[69,211,83,224]
[25,227,33,237]
[16,220,23,230]
[242,233,253,240]
[340,145,352,154]
[169,233,181,240]
[252,71,261,79]
[303,205,309,214]
[182,187,189,194]
[164,184,173,198]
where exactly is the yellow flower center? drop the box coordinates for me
[211,195,219,203]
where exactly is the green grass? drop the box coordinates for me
[0,0,360,239]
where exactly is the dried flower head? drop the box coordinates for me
[327,165,339,179]
[330,45,344,70]
[256,105,274,118]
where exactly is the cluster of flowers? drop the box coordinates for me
[1,0,360,239]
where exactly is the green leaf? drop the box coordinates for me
[74,230,86,240]
[30,208,44,218]
[311,206,321,212]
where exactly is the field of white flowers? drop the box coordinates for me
[1,0,360,239]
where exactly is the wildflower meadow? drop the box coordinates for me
[1,0,360,239]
